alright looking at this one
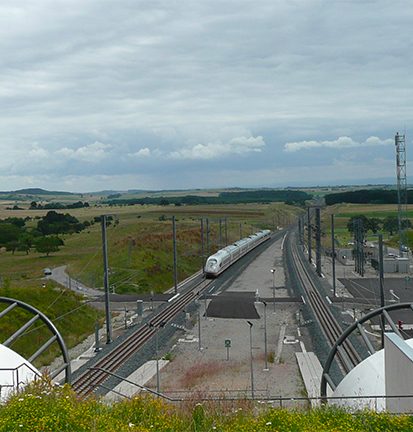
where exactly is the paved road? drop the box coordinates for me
[47,266,102,297]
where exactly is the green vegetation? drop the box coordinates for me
[104,189,312,206]
[0,282,102,367]
[0,203,300,295]
[345,215,411,236]
[34,236,64,256]
[0,211,86,257]
[29,200,90,210]
[0,202,300,365]
[1,380,412,431]
[325,188,413,205]
[322,204,413,249]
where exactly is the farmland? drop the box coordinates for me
[321,203,413,247]
[0,201,301,366]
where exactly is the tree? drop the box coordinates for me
[383,216,399,236]
[17,233,34,254]
[4,217,26,228]
[403,219,412,230]
[6,240,19,255]
[35,236,64,256]
[346,215,369,234]
[0,223,21,247]
[366,217,382,234]
[37,211,85,235]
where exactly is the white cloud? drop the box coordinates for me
[28,143,49,159]
[169,136,265,160]
[283,136,393,153]
[56,141,111,162]
[128,147,151,158]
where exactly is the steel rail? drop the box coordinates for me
[72,281,209,397]
[287,231,361,372]
[72,231,283,397]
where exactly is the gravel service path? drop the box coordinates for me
[153,235,308,401]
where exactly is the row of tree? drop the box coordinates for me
[346,215,411,236]
[29,201,90,210]
[104,189,312,207]
[0,211,87,256]
[326,189,413,205]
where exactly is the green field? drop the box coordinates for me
[0,281,103,367]
[0,203,300,293]
[0,202,302,365]
[319,203,412,247]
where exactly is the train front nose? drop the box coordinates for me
[205,258,218,273]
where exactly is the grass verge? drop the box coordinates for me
[0,379,412,431]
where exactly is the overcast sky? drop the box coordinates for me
[1,0,412,192]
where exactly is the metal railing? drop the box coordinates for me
[85,366,413,413]
[0,363,42,400]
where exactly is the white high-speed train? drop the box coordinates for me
[204,229,271,278]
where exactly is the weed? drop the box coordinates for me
[180,361,226,388]
[162,352,174,361]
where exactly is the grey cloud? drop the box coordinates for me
[169,136,265,160]
[284,136,393,153]
[56,142,112,162]
[0,1,412,190]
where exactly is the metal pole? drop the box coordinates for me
[206,218,210,257]
[155,329,160,393]
[315,207,321,276]
[225,217,228,245]
[379,234,385,349]
[307,207,312,263]
[173,216,178,294]
[101,215,112,344]
[204,294,208,319]
[240,222,242,239]
[94,321,100,352]
[201,218,204,274]
[219,218,222,249]
[263,301,268,371]
[247,321,254,399]
[271,269,276,313]
[331,214,336,297]
[198,309,202,351]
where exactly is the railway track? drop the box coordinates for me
[72,230,283,398]
[72,277,212,397]
[287,230,361,373]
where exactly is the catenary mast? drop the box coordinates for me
[395,132,407,255]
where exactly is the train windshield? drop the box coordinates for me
[206,258,218,268]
